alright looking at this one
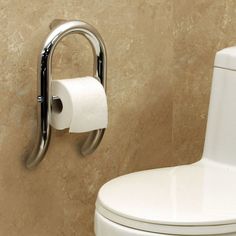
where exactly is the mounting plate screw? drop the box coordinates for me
[37,96,44,103]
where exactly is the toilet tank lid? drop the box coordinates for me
[215,46,236,70]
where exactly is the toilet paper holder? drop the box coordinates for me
[25,19,107,169]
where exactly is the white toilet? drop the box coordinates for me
[94,47,236,236]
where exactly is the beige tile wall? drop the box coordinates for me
[172,0,236,164]
[0,0,235,235]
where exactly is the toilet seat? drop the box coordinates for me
[96,159,236,235]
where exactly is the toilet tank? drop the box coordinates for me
[203,47,236,166]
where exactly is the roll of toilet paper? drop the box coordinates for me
[50,76,108,133]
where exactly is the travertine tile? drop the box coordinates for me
[1,0,236,235]
[172,0,236,164]
[0,1,173,235]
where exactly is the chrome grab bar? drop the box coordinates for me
[25,20,107,169]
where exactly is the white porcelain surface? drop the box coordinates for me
[95,211,236,236]
[203,68,236,166]
[96,159,236,235]
[95,212,161,236]
[214,46,236,70]
[95,47,236,235]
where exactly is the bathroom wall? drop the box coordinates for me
[172,0,236,163]
[0,0,235,235]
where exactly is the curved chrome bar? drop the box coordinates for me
[25,20,107,169]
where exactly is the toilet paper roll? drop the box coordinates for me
[50,76,108,133]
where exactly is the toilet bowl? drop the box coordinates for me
[94,47,236,236]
